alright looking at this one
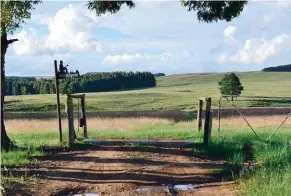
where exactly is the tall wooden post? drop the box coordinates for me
[204,97,212,145]
[81,95,87,138]
[67,95,75,146]
[197,99,203,131]
[54,60,62,144]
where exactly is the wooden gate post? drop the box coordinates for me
[67,95,75,146]
[197,99,203,131]
[54,60,62,144]
[204,97,212,145]
[81,94,87,138]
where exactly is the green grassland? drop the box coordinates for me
[2,121,291,196]
[4,71,291,112]
[2,71,291,195]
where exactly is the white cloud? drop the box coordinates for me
[216,54,228,64]
[12,4,103,56]
[224,25,236,38]
[99,52,174,73]
[101,52,172,65]
[230,34,290,64]
[222,25,241,49]
[44,4,103,52]
[13,28,53,55]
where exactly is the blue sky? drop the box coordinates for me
[6,0,291,76]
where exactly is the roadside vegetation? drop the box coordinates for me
[1,117,291,196]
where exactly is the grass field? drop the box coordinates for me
[1,116,291,195]
[4,71,291,112]
[2,71,291,195]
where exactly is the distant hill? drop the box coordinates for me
[262,64,291,72]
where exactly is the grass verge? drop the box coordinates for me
[1,118,291,196]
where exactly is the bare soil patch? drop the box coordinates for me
[4,146,237,196]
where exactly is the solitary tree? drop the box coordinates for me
[218,72,244,99]
[1,0,247,151]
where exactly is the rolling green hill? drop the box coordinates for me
[4,71,291,112]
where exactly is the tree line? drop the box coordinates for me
[153,73,166,77]
[262,64,291,72]
[4,72,156,96]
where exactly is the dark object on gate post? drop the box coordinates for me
[197,99,203,131]
[79,118,85,127]
[204,97,212,145]
[54,60,62,144]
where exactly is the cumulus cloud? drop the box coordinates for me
[222,25,242,49]
[217,33,290,64]
[44,4,102,52]
[101,52,172,65]
[230,34,289,64]
[224,25,236,38]
[12,4,103,56]
[13,28,53,55]
[216,54,228,64]
[99,52,173,73]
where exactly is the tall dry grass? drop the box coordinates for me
[5,115,291,133]
[213,115,291,127]
[5,117,172,133]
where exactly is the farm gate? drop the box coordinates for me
[66,94,88,146]
[216,95,291,142]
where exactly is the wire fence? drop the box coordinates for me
[216,95,291,142]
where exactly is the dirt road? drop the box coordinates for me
[6,146,238,196]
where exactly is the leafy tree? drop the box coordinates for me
[59,81,69,95]
[180,1,247,22]
[40,81,50,94]
[218,73,244,99]
[20,85,27,95]
[1,0,42,150]
[1,0,248,150]
[49,82,55,94]
[88,1,247,23]
[12,82,20,95]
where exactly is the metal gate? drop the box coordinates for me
[217,95,291,142]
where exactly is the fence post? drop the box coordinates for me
[81,94,88,138]
[204,97,212,145]
[67,95,75,146]
[197,99,203,131]
[54,60,62,144]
